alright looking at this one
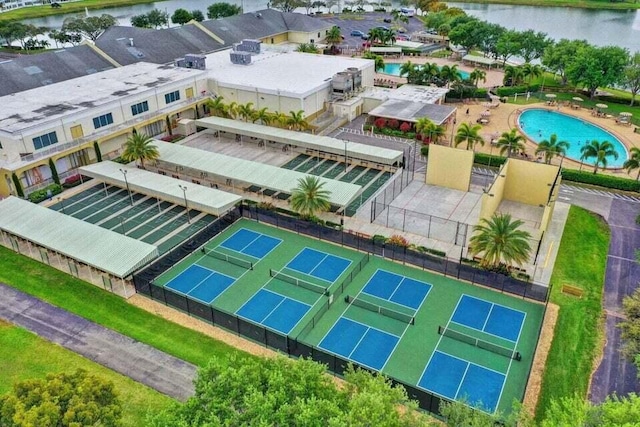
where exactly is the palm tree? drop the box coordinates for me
[325,25,342,47]
[580,140,619,174]
[253,107,272,125]
[289,176,331,218]
[496,128,526,157]
[439,64,461,88]
[237,102,255,122]
[415,117,444,144]
[469,213,532,269]
[379,28,396,45]
[420,62,440,85]
[206,96,227,117]
[363,51,385,72]
[399,61,416,77]
[226,101,239,120]
[535,134,569,164]
[623,147,640,180]
[296,43,319,54]
[521,63,542,85]
[454,122,484,151]
[368,27,384,45]
[503,65,524,87]
[272,111,289,128]
[287,110,310,131]
[469,69,486,86]
[121,133,159,169]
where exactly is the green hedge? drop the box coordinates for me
[420,145,429,157]
[28,184,62,203]
[561,169,640,192]
[495,84,540,97]
[474,152,507,168]
[445,87,488,100]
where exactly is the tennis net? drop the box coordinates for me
[202,248,253,270]
[437,326,521,361]
[270,269,328,295]
[345,295,415,325]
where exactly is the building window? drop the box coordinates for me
[32,132,58,150]
[131,101,149,116]
[92,113,114,129]
[164,90,181,104]
[318,32,321,37]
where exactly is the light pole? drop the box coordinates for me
[119,168,133,206]
[119,216,126,234]
[57,197,66,214]
[179,184,191,223]
[344,140,348,172]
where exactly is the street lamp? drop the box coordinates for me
[119,216,126,234]
[119,168,133,206]
[57,197,66,214]
[179,184,191,223]
[344,140,348,172]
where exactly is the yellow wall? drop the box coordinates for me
[480,161,508,221]
[261,33,288,44]
[425,145,474,191]
[504,159,560,206]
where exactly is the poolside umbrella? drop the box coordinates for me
[620,112,633,117]
[545,93,556,99]
[572,97,584,102]
[596,103,608,109]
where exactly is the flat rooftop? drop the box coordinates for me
[0,62,204,135]
[206,47,373,98]
[368,99,457,125]
[387,84,450,104]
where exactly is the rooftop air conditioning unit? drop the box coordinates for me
[230,51,251,65]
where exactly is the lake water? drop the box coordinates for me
[18,1,640,54]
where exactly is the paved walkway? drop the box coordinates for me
[0,283,196,401]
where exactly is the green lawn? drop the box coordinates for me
[0,245,253,369]
[534,206,609,420]
[0,0,158,21]
[0,320,172,426]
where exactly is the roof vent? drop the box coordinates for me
[255,13,262,18]
[129,38,134,47]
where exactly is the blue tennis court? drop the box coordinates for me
[220,228,281,259]
[318,317,399,370]
[286,247,351,282]
[236,289,311,334]
[165,265,235,304]
[362,269,432,310]
[451,295,526,342]
[418,351,505,413]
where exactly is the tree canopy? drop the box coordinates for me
[207,2,243,19]
[565,44,629,98]
[269,0,303,13]
[62,14,117,41]
[0,369,122,427]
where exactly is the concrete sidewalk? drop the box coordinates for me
[0,283,197,401]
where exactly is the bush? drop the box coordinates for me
[416,246,446,257]
[62,175,82,188]
[495,84,540,97]
[257,201,275,210]
[561,169,640,192]
[420,145,429,157]
[387,119,400,129]
[445,87,488,100]
[399,122,412,133]
[28,184,62,203]
[372,234,387,245]
[373,117,387,129]
[387,234,409,247]
[160,134,184,142]
[474,152,507,168]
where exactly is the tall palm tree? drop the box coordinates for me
[521,63,542,85]
[503,65,524,86]
[439,64,461,88]
[296,43,319,54]
[496,128,526,157]
[272,111,289,128]
[623,147,640,180]
[206,96,227,117]
[226,101,239,120]
[415,117,444,143]
[325,25,342,47]
[287,110,310,131]
[420,62,440,85]
[363,51,385,71]
[469,213,532,269]
[469,69,486,86]
[454,122,484,151]
[289,176,331,218]
[121,133,159,169]
[399,61,416,77]
[253,107,272,125]
[367,27,384,44]
[535,134,569,164]
[580,140,619,174]
[237,102,255,122]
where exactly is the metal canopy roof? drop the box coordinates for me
[462,54,498,66]
[154,140,362,207]
[0,197,158,278]
[194,116,403,166]
[368,99,457,125]
[79,161,242,216]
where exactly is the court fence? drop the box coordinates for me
[132,203,549,417]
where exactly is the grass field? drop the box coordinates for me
[0,320,172,426]
[534,206,609,420]
[154,218,545,415]
[0,245,253,369]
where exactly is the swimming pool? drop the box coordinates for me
[519,109,628,168]
[381,63,470,80]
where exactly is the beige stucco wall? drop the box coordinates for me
[504,159,559,206]
[425,145,474,191]
[480,162,508,221]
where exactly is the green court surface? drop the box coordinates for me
[152,219,544,415]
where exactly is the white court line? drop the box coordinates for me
[342,315,401,338]
[347,326,372,359]
[454,363,471,399]
[220,228,262,257]
[380,316,412,371]
[449,320,519,344]
[462,294,527,317]
[165,265,214,295]
[481,304,495,332]
[494,311,527,414]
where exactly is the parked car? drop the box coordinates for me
[374,26,389,31]
[383,17,392,23]
[350,30,365,37]
[396,34,409,41]
[361,34,369,40]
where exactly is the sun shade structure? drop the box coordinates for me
[79,161,242,216]
[0,196,158,278]
[194,117,403,166]
[153,140,362,207]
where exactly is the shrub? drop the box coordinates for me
[62,175,82,188]
[374,118,387,128]
[387,119,400,129]
[257,201,275,210]
[399,122,412,133]
[387,234,409,247]
[28,184,62,203]
[416,245,446,257]
[372,234,387,245]
[445,87,488,100]
[160,134,184,142]
[474,152,507,168]
[561,169,640,192]
[421,145,429,157]
[11,172,24,198]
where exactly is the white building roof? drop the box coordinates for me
[195,116,403,165]
[154,140,361,207]
[205,47,373,98]
[0,196,158,278]
[0,62,205,135]
[79,161,242,216]
[387,84,449,104]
